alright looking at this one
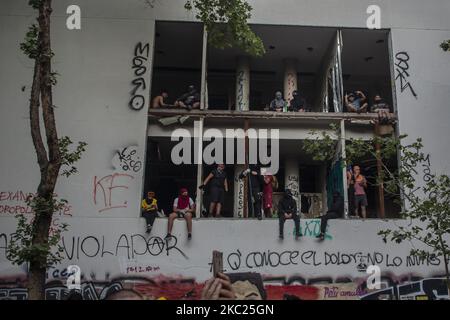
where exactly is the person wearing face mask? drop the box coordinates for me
[289,90,307,112]
[199,164,228,217]
[278,189,301,240]
[166,188,195,240]
[175,85,200,110]
[269,91,286,112]
[316,191,344,241]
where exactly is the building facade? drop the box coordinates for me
[0,0,450,300]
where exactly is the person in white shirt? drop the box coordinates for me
[166,188,195,240]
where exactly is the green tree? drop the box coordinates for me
[8,0,263,300]
[185,0,265,56]
[303,128,450,292]
[7,0,86,300]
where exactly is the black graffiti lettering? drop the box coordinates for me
[227,250,241,271]
[147,236,164,256]
[131,234,148,257]
[129,42,150,111]
[130,78,146,96]
[115,234,131,260]
[134,42,150,57]
[165,236,188,260]
[386,254,402,267]
[129,94,145,111]
[395,51,418,98]
[101,236,114,257]
[81,236,100,258]
[279,251,292,266]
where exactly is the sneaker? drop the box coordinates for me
[188,233,192,240]
[257,215,262,221]
[295,233,301,240]
[279,233,284,240]
[146,225,152,234]
[316,233,325,241]
[165,233,171,239]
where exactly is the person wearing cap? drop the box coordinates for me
[316,191,344,241]
[278,189,301,240]
[166,188,195,240]
[141,191,158,234]
[345,91,368,113]
[174,85,200,110]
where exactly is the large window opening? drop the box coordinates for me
[206,25,339,112]
[342,29,393,114]
[150,21,203,110]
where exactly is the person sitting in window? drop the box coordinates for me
[199,164,228,218]
[151,89,170,108]
[141,191,158,234]
[316,191,344,241]
[370,94,392,124]
[166,188,195,240]
[345,91,368,113]
[278,189,301,240]
[269,91,286,112]
[289,90,307,112]
[175,85,200,110]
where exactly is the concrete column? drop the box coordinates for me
[283,58,298,103]
[233,165,246,218]
[284,159,300,212]
[236,56,251,111]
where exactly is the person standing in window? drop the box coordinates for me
[166,188,195,240]
[263,174,278,218]
[200,164,228,217]
[348,165,368,218]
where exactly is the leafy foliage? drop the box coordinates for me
[59,136,88,177]
[7,195,68,268]
[185,0,265,56]
[303,127,450,287]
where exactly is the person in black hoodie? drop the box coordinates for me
[316,191,344,241]
[249,164,264,220]
[289,90,307,112]
[278,189,301,239]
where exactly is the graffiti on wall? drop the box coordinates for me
[0,190,72,216]
[0,274,447,300]
[93,173,134,213]
[129,42,150,111]
[395,51,418,99]
[112,146,142,173]
[237,70,245,111]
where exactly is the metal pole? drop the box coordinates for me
[375,124,386,219]
[340,119,349,219]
